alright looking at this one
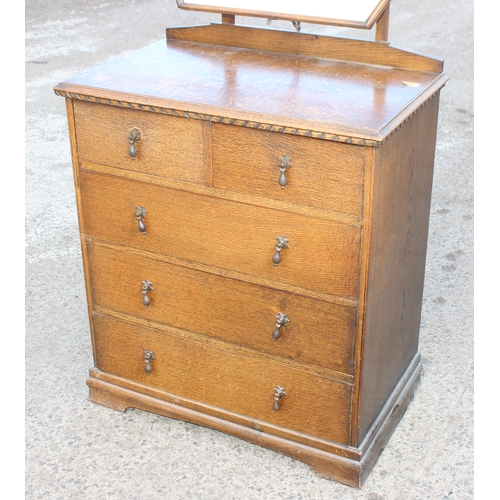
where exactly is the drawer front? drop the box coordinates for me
[212,124,365,216]
[73,100,206,184]
[93,314,352,444]
[87,243,357,374]
[79,171,361,298]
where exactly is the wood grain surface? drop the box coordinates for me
[356,96,440,443]
[166,23,442,71]
[92,313,352,444]
[79,161,362,227]
[52,18,448,486]
[212,124,365,216]
[78,169,361,298]
[73,100,206,184]
[56,35,445,140]
[87,242,357,373]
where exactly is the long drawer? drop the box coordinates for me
[79,170,361,298]
[87,242,357,374]
[212,124,365,216]
[92,313,352,444]
[73,100,206,184]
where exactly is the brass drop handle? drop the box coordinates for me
[128,128,141,159]
[136,206,147,235]
[273,386,286,412]
[142,280,153,307]
[143,350,155,375]
[278,154,292,189]
[272,313,289,341]
[272,236,289,266]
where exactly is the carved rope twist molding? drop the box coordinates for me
[54,89,439,148]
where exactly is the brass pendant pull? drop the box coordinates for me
[273,386,286,412]
[272,313,289,341]
[128,128,141,159]
[135,206,147,235]
[272,236,289,266]
[143,350,155,375]
[141,280,153,307]
[278,154,292,189]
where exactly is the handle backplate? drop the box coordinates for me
[142,279,153,307]
[143,350,155,374]
[136,205,147,234]
[278,154,292,189]
[129,128,141,159]
[272,236,289,266]
[273,386,286,412]
[272,312,290,340]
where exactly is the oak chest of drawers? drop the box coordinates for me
[54,7,447,487]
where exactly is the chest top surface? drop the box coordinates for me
[55,24,447,144]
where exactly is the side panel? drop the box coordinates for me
[357,95,440,442]
[64,97,98,361]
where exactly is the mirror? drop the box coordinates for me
[176,0,390,29]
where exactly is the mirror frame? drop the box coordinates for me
[176,0,391,30]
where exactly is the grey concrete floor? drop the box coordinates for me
[25,0,474,498]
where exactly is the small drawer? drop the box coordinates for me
[212,124,365,216]
[79,170,361,298]
[92,313,352,444]
[73,100,206,184]
[87,243,357,374]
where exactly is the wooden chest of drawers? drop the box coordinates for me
[54,21,447,487]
